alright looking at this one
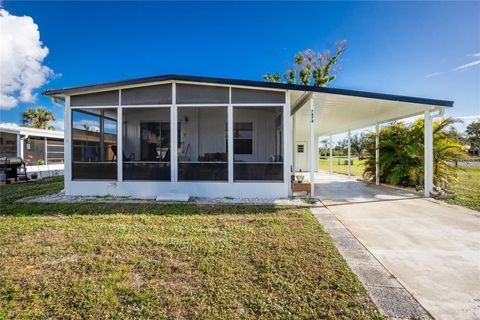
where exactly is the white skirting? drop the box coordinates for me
[68,180,289,198]
[27,164,64,178]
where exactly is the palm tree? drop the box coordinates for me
[363,118,468,191]
[21,107,56,130]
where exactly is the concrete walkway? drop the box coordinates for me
[313,172,480,320]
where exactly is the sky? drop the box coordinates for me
[1,1,479,133]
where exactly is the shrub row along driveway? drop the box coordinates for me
[315,172,480,320]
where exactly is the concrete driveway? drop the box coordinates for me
[314,172,480,320]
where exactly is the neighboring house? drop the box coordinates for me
[43,74,453,198]
[0,124,65,178]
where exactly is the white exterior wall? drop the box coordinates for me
[26,164,64,177]
[292,118,319,172]
[198,108,227,157]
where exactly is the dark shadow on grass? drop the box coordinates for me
[1,177,290,217]
[2,202,286,217]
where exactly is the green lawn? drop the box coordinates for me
[446,167,480,212]
[0,177,381,319]
[319,158,366,177]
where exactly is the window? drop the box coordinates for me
[233,122,253,154]
[47,138,64,164]
[226,122,253,154]
[140,122,170,161]
[297,145,304,153]
[72,108,117,180]
[0,132,17,158]
[24,137,45,166]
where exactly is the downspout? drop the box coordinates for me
[430,108,445,119]
[20,134,28,160]
[50,97,65,108]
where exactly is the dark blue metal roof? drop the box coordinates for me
[43,74,454,107]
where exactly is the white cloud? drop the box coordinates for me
[0,9,54,110]
[455,114,480,124]
[425,53,480,78]
[424,72,444,78]
[452,60,480,72]
[448,115,480,133]
[52,119,65,131]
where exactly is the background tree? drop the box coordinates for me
[21,107,56,130]
[350,133,368,159]
[319,138,329,157]
[263,40,347,87]
[363,118,468,191]
[335,139,348,156]
[466,120,480,156]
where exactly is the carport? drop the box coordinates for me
[289,88,453,197]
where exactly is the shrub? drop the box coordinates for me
[363,118,468,191]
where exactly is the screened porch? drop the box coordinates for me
[68,82,287,185]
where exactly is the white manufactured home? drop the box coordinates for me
[0,124,65,177]
[43,75,453,198]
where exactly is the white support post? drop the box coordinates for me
[309,98,315,198]
[64,96,72,195]
[284,91,292,197]
[424,110,433,197]
[375,123,379,185]
[117,90,123,182]
[16,134,21,157]
[227,91,233,184]
[329,135,333,175]
[20,138,24,159]
[44,137,48,165]
[347,129,351,178]
[99,109,105,161]
[171,82,178,182]
[292,113,296,172]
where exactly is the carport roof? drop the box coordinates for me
[43,74,454,108]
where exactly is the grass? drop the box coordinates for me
[319,158,365,177]
[0,177,381,319]
[446,167,480,212]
